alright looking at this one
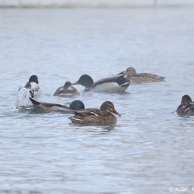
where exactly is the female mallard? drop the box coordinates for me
[177,95,194,116]
[54,81,80,97]
[118,67,165,84]
[69,101,121,124]
[72,74,130,93]
[16,75,41,108]
[29,97,85,113]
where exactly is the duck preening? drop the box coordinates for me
[15,75,41,108]
[72,74,130,93]
[69,101,121,124]
[177,95,194,116]
[118,67,165,84]
[29,97,85,113]
[54,81,80,97]
[25,75,41,96]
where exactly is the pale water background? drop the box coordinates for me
[0,7,194,194]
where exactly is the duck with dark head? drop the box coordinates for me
[177,95,194,116]
[72,74,130,93]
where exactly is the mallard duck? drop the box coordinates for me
[15,75,41,108]
[72,74,130,93]
[69,101,121,124]
[54,81,80,97]
[177,95,194,116]
[29,97,85,113]
[118,67,165,84]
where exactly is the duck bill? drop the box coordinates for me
[71,81,79,85]
[112,108,121,116]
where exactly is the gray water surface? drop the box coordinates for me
[0,8,194,194]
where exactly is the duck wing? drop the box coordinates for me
[177,102,194,115]
[53,86,64,96]
[92,75,130,92]
[74,108,105,117]
[29,97,69,109]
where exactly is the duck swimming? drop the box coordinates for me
[54,81,80,97]
[176,95,194,116]
[16,75,41,108]
[29,97,85,113]
[72,74,130,93]
[118,67,165,84]
[69,101,121,124]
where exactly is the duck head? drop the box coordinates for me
[125,67,137,76]
[100,101,121,116]
[69,100,85,110]
[72,74,94,89]
[118,67,136,77]
[63,81,72,91]
[181,95,192,105]
[29,75,39,84]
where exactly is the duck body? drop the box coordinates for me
[92,76,130,92]
[15,75,41,108]
[177,95,194,116]
[118,67,165,84]
[69,101,120,124]
[29,97,85,113]
[72,74,130,93]
[54,81,80,97]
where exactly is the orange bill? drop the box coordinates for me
[112,108,121,116]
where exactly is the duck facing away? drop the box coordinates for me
[29,97,85,113]
[15,75,41,108]
[118,67,165,84]
[176,95,194,116]
[72,74,130,93]
[69,101,121,124]
[54,81,80,97]
[24,75,41,96]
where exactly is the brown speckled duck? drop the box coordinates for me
[69,101,121,124]
[177,95,194,116]
[54,81,80,97]
[118,67,165,84]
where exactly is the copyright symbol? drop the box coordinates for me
[169,187,174,192]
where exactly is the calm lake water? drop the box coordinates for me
[0,7,194,194]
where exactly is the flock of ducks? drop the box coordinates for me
[15,67,192,125]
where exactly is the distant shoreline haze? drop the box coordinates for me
[0,0,194,8]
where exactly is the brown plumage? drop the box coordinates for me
[177,95,194,116]
[118,67,165,84]
[69,101,121,124]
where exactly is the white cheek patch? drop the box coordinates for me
[30,82,40,91]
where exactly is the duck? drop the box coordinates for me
[53,81,80,97]
[15,75,41,108]
[118,67,165,84]
[29,97,85,113]
[24,75,41,96]
[69,101,121,124]
[72,74,130,93]
[176,95,194,116]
